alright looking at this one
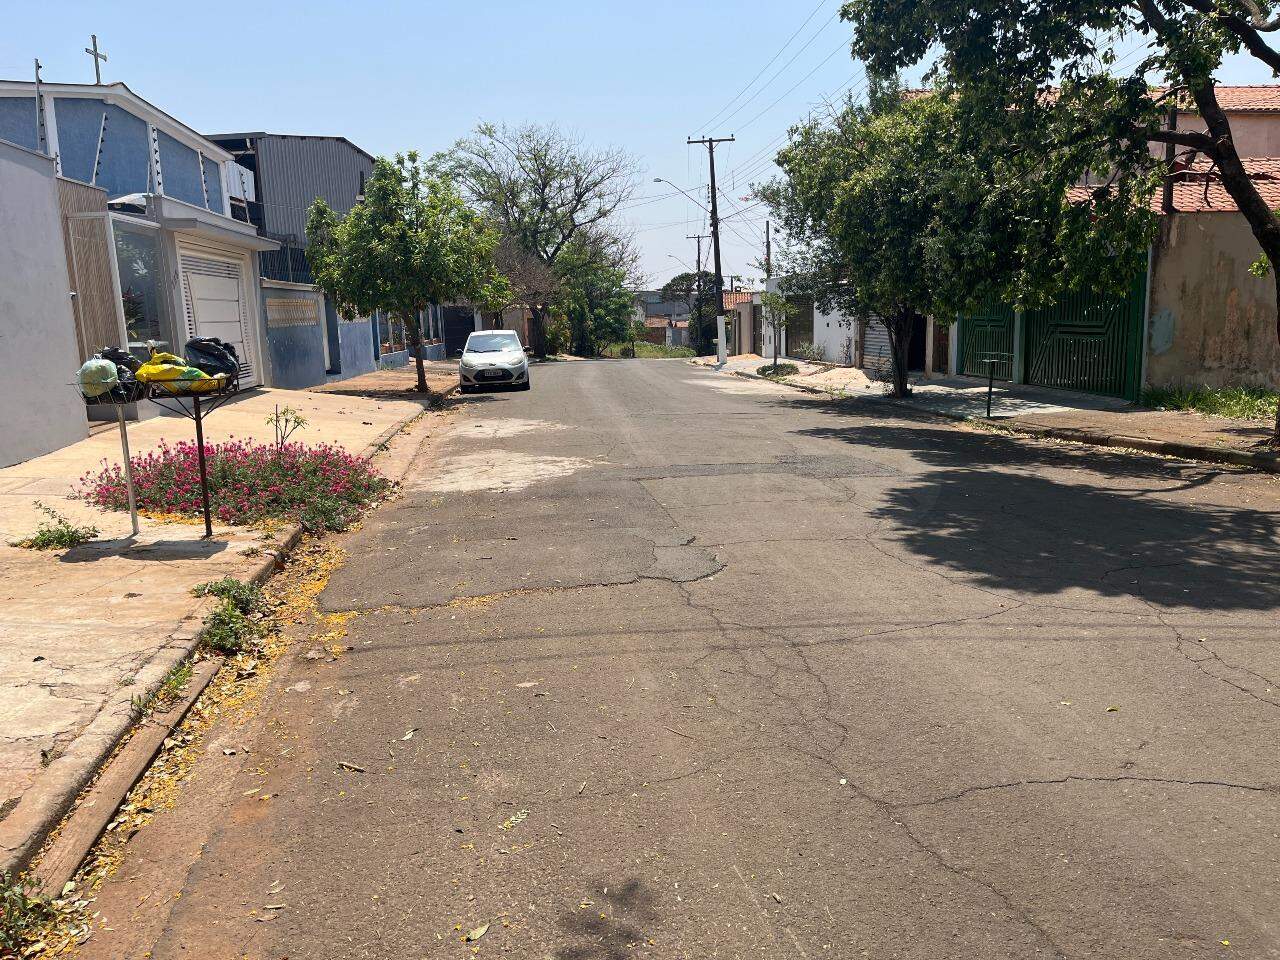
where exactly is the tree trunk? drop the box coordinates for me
[528,304,548,359]
[1187,82,1280,444]
[406,310,429,394]
[887,312,914,398]
[773,325,780,372]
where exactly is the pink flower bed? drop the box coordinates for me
[79,438,390,531]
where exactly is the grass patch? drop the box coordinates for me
[757,363,800,380]
[602,341,696,359]
[1142,384,1279,421]
[194,578,267,655]
[11,502,99,551]
[1,871,61,956]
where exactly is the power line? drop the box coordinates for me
[696,0,831,135]
[736,40,852,134]
[712,10,844,133]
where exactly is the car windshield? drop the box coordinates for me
[466,334,522,353]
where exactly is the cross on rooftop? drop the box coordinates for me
[84,34,107,84]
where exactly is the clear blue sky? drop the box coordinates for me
[2,1,1274,288]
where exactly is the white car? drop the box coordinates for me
[457,330,531,393]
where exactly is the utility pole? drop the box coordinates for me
[1161,104,1178,214]
[764,221,772,279]
[687,233,708,332]
[688,136,734,316]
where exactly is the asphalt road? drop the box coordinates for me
[83,359,1280,959]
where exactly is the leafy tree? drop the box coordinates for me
[660,270,719,354]
[759,291,798,373]
[437,123,637,357]
[306,154,505,393]
[841,0,1280,438]
[760,82,1153,396]
[555,236,637,356]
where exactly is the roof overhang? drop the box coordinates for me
[0,80,234,164]
[153,194,279,251]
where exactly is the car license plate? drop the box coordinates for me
[480,369,502,379]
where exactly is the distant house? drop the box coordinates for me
[0,79,277,465]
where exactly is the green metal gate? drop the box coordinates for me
[1023,274,1145,401]
[958,300,1015,380]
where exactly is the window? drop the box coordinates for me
[112,221,164,352]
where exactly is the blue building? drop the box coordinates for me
[0,79,277,389]
[207,132,458,385]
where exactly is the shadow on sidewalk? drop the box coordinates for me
[58,537,230,564]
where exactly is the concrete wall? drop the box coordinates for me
[1146,213,1280,389]
[261,283,328,389]
[0,141,88,466]
[1178,112,1280,158]
[330,301,377,378]
[812,305,858,364]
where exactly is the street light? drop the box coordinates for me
[667,252,694,272]
[653,177,710,214]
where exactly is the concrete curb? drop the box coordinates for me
[0,401,427,881]
[721,367,1280,474]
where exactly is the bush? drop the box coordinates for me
[11,502,98,551]
[758,363,800,380]
[789,341,827,363]
[79,439,390,531]
[194,577,265,615]
[1142,384,1279,421]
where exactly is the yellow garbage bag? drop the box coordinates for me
[136,352,227,395]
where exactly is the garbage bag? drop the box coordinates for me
[136,352,227,394]
[78,357,119,398]
[184,338,240,378]
[101,345,141,373]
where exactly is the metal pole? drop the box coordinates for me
[116,406,140,537]
[987,362,996,419]
[193,395,213,538]
[33,59,45,155]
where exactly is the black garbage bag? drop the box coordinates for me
[101,345,141,373]
[184,337,240,379]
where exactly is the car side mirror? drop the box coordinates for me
[454,349,464,357]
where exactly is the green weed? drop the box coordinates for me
[11,502,99,551]
[1142,384,1278,421]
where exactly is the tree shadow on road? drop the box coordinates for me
[553,877,660,960]
[793,414,1280,612]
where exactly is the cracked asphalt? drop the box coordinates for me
[82,359,1280,959]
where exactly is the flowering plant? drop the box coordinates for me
[79,438,390,532]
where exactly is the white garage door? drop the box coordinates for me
[179,248,259,386]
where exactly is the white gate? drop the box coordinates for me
[178,247,259,385]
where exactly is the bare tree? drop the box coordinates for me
[438,123,638,356]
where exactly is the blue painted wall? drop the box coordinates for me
[53,98,149,199]
[156,130,203,207]
[0,97,39,151]
[329,300,376,378]
[262,287,328,389]
[201,155,224,213]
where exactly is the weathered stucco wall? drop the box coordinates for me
[0,141,88,466]
[1147,213,1280,389]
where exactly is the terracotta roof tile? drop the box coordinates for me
[721,291,757,309]
[905,84,1280,113]
[1070,156,1280,213]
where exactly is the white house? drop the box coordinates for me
[0,79,277,464]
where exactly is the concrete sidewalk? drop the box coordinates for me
[0,384,425,872]
[700,354,1279,471]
